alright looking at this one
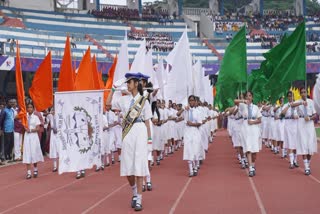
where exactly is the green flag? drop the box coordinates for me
[248,69,270,103]
[215,26,247,110]
[217,26,247,84]
[265,22,306,87]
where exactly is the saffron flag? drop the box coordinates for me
[104,56,118,101]
[15,41,27,128]
[92,55,101,90]
[74,48,95,90]
[55,90,103,174]
[58,36,74,92]
[29,51,53,112]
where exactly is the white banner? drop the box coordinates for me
[55,90,103,174]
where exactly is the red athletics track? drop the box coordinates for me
[0,130,320,214]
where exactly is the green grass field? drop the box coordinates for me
[316,127,320,138]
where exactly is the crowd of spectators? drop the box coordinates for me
[91,6,173,22]
[210,14,319,32]
[128,31,174,52]
[307,42,320,53]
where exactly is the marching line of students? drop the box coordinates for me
[11,71,219,212]
[228,88,318,177]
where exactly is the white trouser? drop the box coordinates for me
[14,132,23,159]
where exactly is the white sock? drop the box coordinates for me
[106,155,110,164]
[188,161,193,174]
[146,174,151,183]
[53,160,57,168]
[136,194,142,204]
[249,166,254,172]
[303,159,309,170]
[308,159,311,164]
[34,167,38,172]
[289,153,294,165]
[282,149,286,157]
[131,184,137,196]
[237,154,241,161]
[294,154,298,163]
[111,153,114,160]
[27,170,31,175]
[101,155,104,165]
[195,160,200,169]
[241,158,245,165]
[118,155,121,161]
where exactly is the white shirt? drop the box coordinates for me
[283,103,298,118]
[296,99,316,117]
[27,113,41,130]
[114,93,152,121]
[239,103,262,119]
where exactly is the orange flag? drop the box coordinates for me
[29,51,53,112]
[99,70,104,89]
[92,55,101,90]
[74,47,95,90]
[57,36,74,91]
[104,56,118,101]
[15,41,27,128]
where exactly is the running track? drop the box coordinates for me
[0,130,320,214]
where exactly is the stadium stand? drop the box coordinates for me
[0,4,319,65]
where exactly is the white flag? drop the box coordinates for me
[55,90,104,174]
[193,60,203,97]
[155,59,165,98]
[130,39,147,74]
[112,34,129,109]
[165,28,193,104]
[313,74,320,114]
[114,33,129,85]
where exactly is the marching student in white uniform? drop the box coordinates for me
[181,95,202,177]
[274,97,286,158]
[107,73,152,212]
[100,104,114,170]
[235,91,262,177]
[175,104,185,148]
[152,100,163,165]
[161,100,170,157]
[292,88,317,175]
[47,108,59,172]
[112,109,122,163]
[281,91,299,169]
[269,105,278,153]
[158,101,166,160]
[139,74,154,192]
[261,104,270,147]
[167,100,177,154]
[23,102,44,179]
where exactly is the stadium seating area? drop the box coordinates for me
[0,6,319,65]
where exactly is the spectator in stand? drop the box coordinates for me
[71,36,77,49]
[128,31,174,52]
[9,38,15,55]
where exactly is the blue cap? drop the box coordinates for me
[137,72,150,80]
[124,73,141,82]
